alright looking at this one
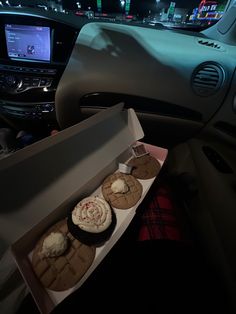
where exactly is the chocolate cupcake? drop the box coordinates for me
[67,196,116,246]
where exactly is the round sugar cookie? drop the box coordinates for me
[32,219,96,291]
[102,172,143,209]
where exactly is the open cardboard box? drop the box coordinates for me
[10,103,168,313]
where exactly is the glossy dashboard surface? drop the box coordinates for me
[0,8,236,140]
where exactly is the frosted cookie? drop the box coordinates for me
[32,219,96,291]
[102,172,143,209]
[127,155,161,179]
[67,196,116,245]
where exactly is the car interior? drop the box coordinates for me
[0,1,236,313]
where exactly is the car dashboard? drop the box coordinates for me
[55,21,236,128]
[0,8,235,144]
[0,9,79,126]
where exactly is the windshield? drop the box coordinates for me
[0,0,230,30]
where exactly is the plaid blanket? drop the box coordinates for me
[137,182,186,242]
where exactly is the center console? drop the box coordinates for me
[0,11,78,128]
[0,65,55,95]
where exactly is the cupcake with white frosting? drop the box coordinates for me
[67,196,116,245]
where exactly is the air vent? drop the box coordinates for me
[191,63,225,97]
[198,39,223,50]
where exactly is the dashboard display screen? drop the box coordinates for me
[5,24,51,62]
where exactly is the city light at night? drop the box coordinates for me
[1,0,230,28]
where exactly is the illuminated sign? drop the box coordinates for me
[198,0,218,13]
[202,4,217,11]
[125,0,131,14]
[167,1,176,19]
[192,0,225,21]
[97,0,102,12]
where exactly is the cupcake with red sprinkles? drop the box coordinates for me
[67,196,116,245]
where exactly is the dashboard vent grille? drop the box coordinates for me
[198,39,222,50]
[192,63,225,97]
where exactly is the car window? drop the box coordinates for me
[2,0,230,31]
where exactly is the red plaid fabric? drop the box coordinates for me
[137,183,185,242]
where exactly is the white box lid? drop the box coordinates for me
[0,103,144,246]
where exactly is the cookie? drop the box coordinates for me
[102,172,143,209]
[32,219,96,291]
[127,155,161,179]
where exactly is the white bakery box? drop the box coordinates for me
[1,103,168,313]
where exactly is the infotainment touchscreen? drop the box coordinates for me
[5,24,51,62]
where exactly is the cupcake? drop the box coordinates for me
[67,196,116,245]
